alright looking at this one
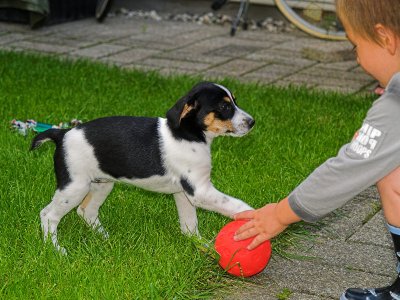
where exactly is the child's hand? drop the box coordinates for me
[233,204,288,250]
[233,198,301,250]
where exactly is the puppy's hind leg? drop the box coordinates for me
[77,181,114,239]
[40,181,90,254]
[174,192,199,236]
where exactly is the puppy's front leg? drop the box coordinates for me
[191,183,253,217]
[173,192,199,235]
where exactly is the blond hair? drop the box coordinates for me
[336,0,400,44]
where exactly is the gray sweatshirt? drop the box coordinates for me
[288,72,400,223]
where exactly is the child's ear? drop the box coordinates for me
[375,23,397,55]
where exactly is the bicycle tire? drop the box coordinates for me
[275,0,346,40]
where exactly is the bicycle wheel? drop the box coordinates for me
[275,0,346,40]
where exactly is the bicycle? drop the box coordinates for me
[212,0,346,40]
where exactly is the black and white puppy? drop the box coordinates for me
[31,82,255,254]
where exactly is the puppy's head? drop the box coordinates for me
[167,82,254,142]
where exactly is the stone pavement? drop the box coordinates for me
[0,15,376,93]
[0,15,394,300]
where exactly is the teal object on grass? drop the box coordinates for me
[34,122,53,133]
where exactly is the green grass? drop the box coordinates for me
[0,51,373,299]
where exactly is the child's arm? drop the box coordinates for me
[234,75,400,248]
[234,197,301,250]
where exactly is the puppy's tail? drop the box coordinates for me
[30,129,68,151]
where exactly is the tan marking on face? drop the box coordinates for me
[223,96,231,103]
[180,104,194,123]
[204,112,234,133]
[80,192,92,210]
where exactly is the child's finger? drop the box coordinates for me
[234,223,257,241]
[247,234,269,250]
[233,210,255,220]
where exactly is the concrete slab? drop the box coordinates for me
[257,258,391,299]
[206,59,265,76]
[101,48,162,65]
[301,41,355,62]
[155,49,230,65]
[70,43,128,59]
[349,211,393,248]
[246,49,316,67]
[141,57,211,71]
[313,187,381,241]
[0,33,30,45]
[7,40,76,54]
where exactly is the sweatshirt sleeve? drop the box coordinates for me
[288,92,400,223]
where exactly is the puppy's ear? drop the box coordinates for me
[166,93,198,129]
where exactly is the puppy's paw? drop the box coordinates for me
[97,227,109,239]
[56,245,67,256]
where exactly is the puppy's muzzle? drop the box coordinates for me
[231,110,255,136]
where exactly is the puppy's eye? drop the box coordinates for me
[220,102,232,111]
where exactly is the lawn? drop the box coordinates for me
[0,50,373,299]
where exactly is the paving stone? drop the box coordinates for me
[7,40,75,54]
[349,210,393,248]
[292,237,394,276]
[0,33,29,45]
[141,57,210,71]
[244,63,304,83]
[239,76,276,85]
[318,60,359,71]
[289,292,328,300]
[233,31,298,43]
[167,26,226,43]
[0,45,23,52]
[158,67,198,77]
[44,21,141,43]
[0,21,31,33]
[207,44,268,57]
[246,49,315,67]
[155,49,229,64]
[186,36,270,56]
[115,37,176,50]
[71,44,128,59]
[271,37,315,50]
[101,48,162,65]
[206,59,265,76]
[219,281,286,300]
[282,73,372,92]
[299,65,374,83]
[312,187,381,240]
[270,38,354,63]
[256,257,392,299]
[112,18,198,36]
[221,279,328,300]
[28,35,95,49]
[301,41,355,62]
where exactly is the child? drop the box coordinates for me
[234,1,400,299]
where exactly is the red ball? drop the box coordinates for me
[214,220,272,277]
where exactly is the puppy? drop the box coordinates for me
[31,82,255,254]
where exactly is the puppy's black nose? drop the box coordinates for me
[248,118,255,128]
